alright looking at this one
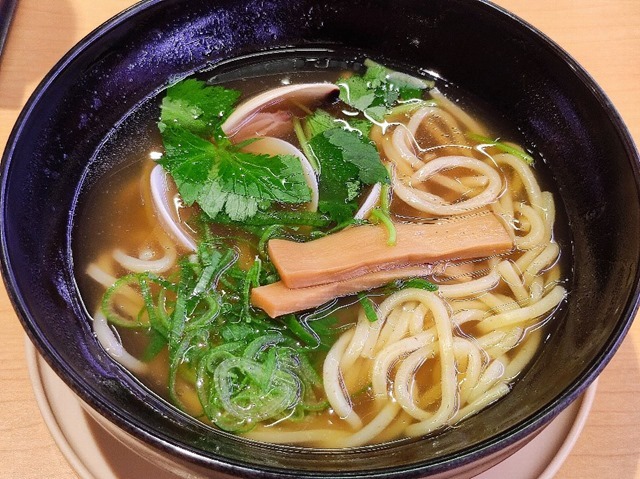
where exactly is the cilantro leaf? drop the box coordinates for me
[216,147,311,204]
[336,60,432,120]
[305,109,372,139]
[308,127,389,223]
[159,125,312,221]
[159,125,217,204]
[348,118,373,137]
[322,128,389,185]
[157,79,313,223]
[159,79,240,138]
[304,109,338,138]
[337,75,376,112]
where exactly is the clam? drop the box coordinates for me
[221,82,339,139]
[149,165,198,252]
[230,111,292,143]
[354,183,382,220]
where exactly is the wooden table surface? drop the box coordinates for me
[1,1,639,478]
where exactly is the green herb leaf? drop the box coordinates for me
[159,125,218,204]
[309,134,359,223]
[159,79,241,138]
[308,127,389,223]
[158,125,312,221]
[304,109,339,138]
[348,118,373,137]
[216,148,311,205]
[158,80,312,222]
[336,60,432,121]
[195,179,248,220]
[323,128,388,184]
[338,75,377,112]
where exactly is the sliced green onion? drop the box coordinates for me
[243,333,285,360]
[282,315,320,348]
[402,278,439,291]
[380,181,391,214]
[369,207,397,246]
[101,273,165,328]
[141,329,168,362]
[387,99,437,117]
[467,132,534,165]
[357,293,378,322]
[257,224,283,258]
[214,357,300,423]
[240,258,262,321]
[211,210,331,228]
[384,278,439,293]
[325,217,366,235]
[99,229,335,431]
[168,334,195,408]
[293,116,320,172]
[296,351,322,387]
[184,295,220,332]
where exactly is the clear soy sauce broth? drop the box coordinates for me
[74,51,570,448]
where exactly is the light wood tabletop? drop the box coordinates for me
[1,1,639,478]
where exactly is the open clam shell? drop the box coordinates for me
[221,82,339,139]
[149,165,198,252]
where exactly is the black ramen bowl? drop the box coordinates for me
[1,0,639,477]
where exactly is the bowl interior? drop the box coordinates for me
[2,0,639,477]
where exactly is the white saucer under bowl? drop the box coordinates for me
[25,337,597,479]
